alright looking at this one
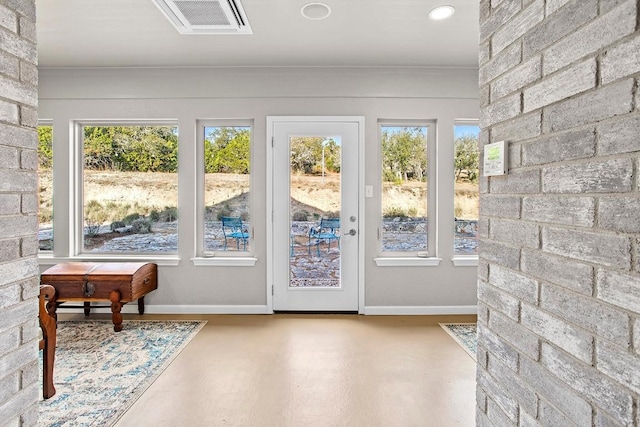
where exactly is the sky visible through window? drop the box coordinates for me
[384,125,479,139]
[454,125,480,139]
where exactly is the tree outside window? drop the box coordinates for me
[38,124,53,251]
[453,123,480,255]
[203,126,252,252]
[380,125,429,253]
[80,124,179,253]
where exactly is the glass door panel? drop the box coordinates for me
[289,136,341,287]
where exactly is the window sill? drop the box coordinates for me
[452,256,479,267]
[374,257,441,267]
[191,257,258,267]
[37,254,180,266]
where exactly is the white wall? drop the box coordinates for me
[38,66,479,314]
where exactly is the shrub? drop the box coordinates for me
[123,213,143,224]
[216,204,233,220]
[383,206,417,218]
[159,206,178,222]
[131,218,152,234]
[85,200,108,235]
[110,221,126,231]
[292,210,309,221]
[104,201,132,222]
[148,210,161,222]
[382,170,397,183]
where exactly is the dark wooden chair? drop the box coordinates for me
[39,284,57,399]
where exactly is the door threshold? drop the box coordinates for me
[274,310,358,315]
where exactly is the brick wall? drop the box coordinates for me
[0,0,40,425]
[477,0,640,425]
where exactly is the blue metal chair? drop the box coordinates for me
[221,216,249,250]
[308,217,340,256]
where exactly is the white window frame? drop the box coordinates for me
[72,120,180,263]
[452,119,480,267]
[191,119,257,266]
[374,120,440,267]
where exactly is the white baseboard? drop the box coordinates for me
[57,304,476,316]
[363,305,478,315]
[57,304,271,315]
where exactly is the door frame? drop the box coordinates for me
[266,116,365,314]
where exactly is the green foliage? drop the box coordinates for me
[382,127,427,182]
[292,210,309,221]
[216,204,233,220]
[123,213,143,224]
[83,126,178,172]
[110,221,126,231]
[383,206,418,218]
[148,210,161,222]
[131,218,152,234]
[38,126,53,170]
[84,200,108,236]
[454,135,479,183]
[159,206,178,222]
[204,127,251,174]
[290,137,340,175]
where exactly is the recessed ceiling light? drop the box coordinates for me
[428,5,455,20]
[301,2,331,20]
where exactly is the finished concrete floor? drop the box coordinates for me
[61,313,477,427]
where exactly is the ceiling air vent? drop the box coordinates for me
[152,0,252,35]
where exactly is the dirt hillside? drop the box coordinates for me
[38,171,478,222]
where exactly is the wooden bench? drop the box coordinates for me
[39,284,57,399]
[40,262,158,332]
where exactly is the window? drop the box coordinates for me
[38,123,53,252]
[199,122,252,255]
[453,122,480,255]
[379,122,433,256]
[78,123,178,254]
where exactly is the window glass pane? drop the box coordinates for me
[203,126,251,252]
[38,124,53,251]
[454,124,480,255]
[380,126,428,253]
[82,125,178,253]
[289,136,341,287]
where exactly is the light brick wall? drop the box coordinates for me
[478,0,640,425]
[0,0,39,425]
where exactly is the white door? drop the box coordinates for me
[268,117,362,311]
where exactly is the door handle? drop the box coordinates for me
[345,229,357,236]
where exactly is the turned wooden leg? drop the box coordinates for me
[137,297,145,315]
[39,285,57,399]
[83,301,91,316]
[41,328,56,399]
[109,290,123,332]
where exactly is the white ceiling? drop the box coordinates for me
[36,0,480,68]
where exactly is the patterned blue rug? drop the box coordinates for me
[439,323,477,361]
[39,320,206,427]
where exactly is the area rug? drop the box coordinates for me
[439,323,477,361]
[39,320,206,427]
